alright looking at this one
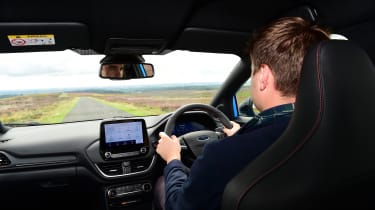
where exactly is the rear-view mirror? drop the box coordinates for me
[99,63,154,80]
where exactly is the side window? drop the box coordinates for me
[235,80,255,117]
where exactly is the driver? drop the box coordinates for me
[101,64,124,78]
[99,54,145,79]
[154,17,330,210]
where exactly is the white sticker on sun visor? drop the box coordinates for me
[7,34,55,46]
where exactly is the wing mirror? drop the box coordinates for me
[239,97,255,117]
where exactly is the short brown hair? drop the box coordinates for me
[248,17,330,96]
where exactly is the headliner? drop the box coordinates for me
[1,0,375,61]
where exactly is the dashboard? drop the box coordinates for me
[0,111,217,210]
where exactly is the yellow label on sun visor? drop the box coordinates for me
[8,34,55,47]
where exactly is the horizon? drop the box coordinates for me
[0,82,229,97]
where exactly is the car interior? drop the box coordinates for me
[1,0,375,210]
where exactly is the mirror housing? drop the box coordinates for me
[99,63,154,80]
[239,97,255,117]
[99,55,154,80]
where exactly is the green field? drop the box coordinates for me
[93,97,165,116]
[236,86,251,104]
[0,93,79,124]
[0,85,251,124]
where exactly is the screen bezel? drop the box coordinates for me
[99,118,149,159]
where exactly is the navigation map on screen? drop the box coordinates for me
[104,121,143,145]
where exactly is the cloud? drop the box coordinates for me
[0,50,240,90]
[0,50,103,77]
[144,51,239,84]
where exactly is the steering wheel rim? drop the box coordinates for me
[164,103,233,136]
[163,103,233,158]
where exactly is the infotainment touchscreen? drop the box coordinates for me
[104,121,143,146]
[100,119,149,160]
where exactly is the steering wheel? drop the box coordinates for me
[164,103,233,158]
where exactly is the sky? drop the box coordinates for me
[0,50,241,91]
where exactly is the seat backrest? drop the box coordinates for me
[221,40,375,209]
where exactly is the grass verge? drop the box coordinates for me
[1,96,79,124]
[38,97,79,123]
[92,97,165,116]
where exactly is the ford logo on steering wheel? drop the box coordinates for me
[197,135,210,141]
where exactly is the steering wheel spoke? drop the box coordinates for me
[178,137,188,150]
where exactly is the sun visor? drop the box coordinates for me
[104,38,167,55]
[173,28,250,56]
[0,22,89,53]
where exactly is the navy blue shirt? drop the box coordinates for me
[163,103,294,210]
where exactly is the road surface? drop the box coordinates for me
[63,97,132,122]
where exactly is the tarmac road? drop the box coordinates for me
[63,97,131,122]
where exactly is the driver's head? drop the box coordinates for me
[102,64,124,78]
[100,55,145,79]
[247,17,330,111]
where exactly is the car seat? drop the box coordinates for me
[221,40,375,209]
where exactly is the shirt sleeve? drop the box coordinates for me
[163,159,188,210]
[163,143,225,210]
[164,159,188,206]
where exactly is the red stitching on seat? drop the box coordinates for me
[235,43,324,210]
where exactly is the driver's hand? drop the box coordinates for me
[223,121,241,137]
[156,132,181,164]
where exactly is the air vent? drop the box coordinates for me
[131,158,152,172]
[97,162,123,176]
[0,153,11,166]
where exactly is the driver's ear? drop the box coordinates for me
[259,64,271,91]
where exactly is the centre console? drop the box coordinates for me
[95,118,155,209]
